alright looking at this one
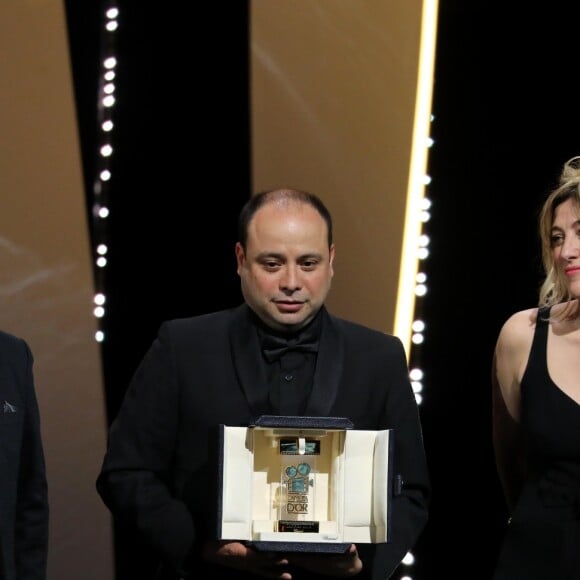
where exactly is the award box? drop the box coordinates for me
[216,415,394,553]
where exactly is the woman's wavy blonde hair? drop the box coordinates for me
[538,155,580,315]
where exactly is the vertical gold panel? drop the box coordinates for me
[0,1,113,578]
[251,0,425,336]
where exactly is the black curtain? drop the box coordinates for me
[65,3,250,578]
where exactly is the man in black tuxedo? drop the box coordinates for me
[0,331,49,580]
[97,188,429,579]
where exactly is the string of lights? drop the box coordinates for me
[91,5,119,344]
[409,142,433,409]
[396,121,434,580]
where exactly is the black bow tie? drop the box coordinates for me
[261,334,319,363]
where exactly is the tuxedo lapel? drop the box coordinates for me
[305,308,343,416]
[229,305,271,417]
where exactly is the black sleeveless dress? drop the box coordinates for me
[493,307,580,579]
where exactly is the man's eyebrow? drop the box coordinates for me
[255,252,285,260]
[254,252,324,261]
[298,252,324,260]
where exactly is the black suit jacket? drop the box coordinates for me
[0,331,49,580]
[97,305,429,579]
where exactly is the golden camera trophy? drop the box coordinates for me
[277,437,320,533]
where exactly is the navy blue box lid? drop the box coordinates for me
[250,415,354,430]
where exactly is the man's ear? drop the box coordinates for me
[329,244,336,275]
[235,242,245,272]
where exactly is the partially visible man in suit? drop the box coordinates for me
[96,188,429,580]
[0,331,49,580]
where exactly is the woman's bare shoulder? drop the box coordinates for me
[493,307,539,422]
[497,307,538,347]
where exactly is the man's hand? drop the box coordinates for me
[202,540,362,579]
[288,544,363,577]
[202,540,292,579]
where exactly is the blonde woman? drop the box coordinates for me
[492,156,580,579]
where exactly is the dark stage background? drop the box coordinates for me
[65,2,580,578]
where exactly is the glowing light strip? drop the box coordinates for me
[394,0,439,357]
